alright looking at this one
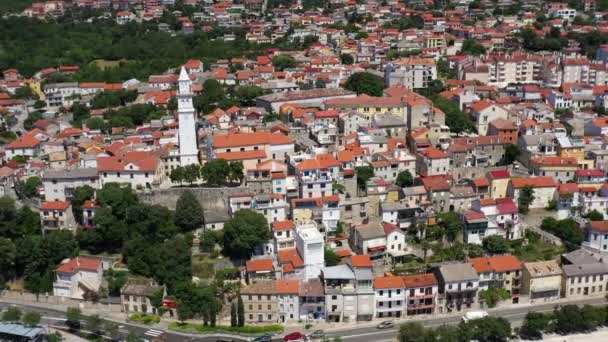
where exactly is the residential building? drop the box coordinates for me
[583,221,608,255]
[53,257,103,300]
[470,255,524,304]
[295,224,325,280]
[272,220,296,251]
[416,147,450,177]
[562,262,608,299]
[522,260,562,303]
[508,177,558,209]
[240,280,279,324]
[403,273,438,316]
[385,58,438,89]
[97,152,163,189]
[294,154,341,199]
[277,280,300,322]
[120,278,164,314]
[374,276,405,318]
[435,263,480,313]
[42,168,99,201]
[40,200,76,233]
[299,279,325,321]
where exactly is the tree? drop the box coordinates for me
[86,314,103,335]
[200,159,230,186]
[518,185,535,214]
[519,312,551,340]
[540,217,584,251]
[325,248,340,266]
[174,190,204,232]
[237,296,245,327]
[479,288,510,308]
[584,210,604,221]
[355,166,374,191]
[71,103,91,125]
[126,332,143,342]
[438,212,462,242]
[398,322,427,342]
[396,170,414,187]
[272,55,297,71]
[182,164,200,186]
[0,238,16,289]
[22,176,41,198]
[344,72,384,97]
[228,161,244,185]
[482,235,509,254]
[104,269,128,297]
[85,117,108,132]
[503,144,520,165]
[223,209,270,259]
[555,305,586,334]
[14,86,37,100]
[66,307,82,329]
[461,39,486,55]
[71,185,95,224]
[22,312,41,326]
[2,306,21,321]
[466,316,511,342]
[170,166,185,185]
[340,53,354,65]
[230,302,237,327]
[430,96,474,133]
[96,182,138,219]
[33,100,46,109]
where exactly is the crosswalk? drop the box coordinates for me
[144,329,164,338]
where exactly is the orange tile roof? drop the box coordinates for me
[402,273,437,288]
[272,220,295,231]
[351,254,372,268]
[276,279,300,294]
[6,128,48,149]
[246,258,274,272]
[374,276,405,289]
[590,221,608,232]
[56,257,101,273]
[216,150,266,161]
[418,147,448,159]
[470,255,522,274]
[278,248,304,268]
[531,156,578,167]
[97,152,159,173]
[473,177,490,187]
[296,154,341,171]
[213,132,294,148]
[41,200,71,211]
[470,99,495,112]
[511,176,557,188]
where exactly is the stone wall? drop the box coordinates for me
[138,186,250,211]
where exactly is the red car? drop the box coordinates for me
[284,332,307,341]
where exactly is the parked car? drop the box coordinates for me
[376,321,394,329]
[462,310,488,322]
[308,330,325,339]
[253,335,273,342]
[284,331,307,341]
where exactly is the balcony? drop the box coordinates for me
[409,293,434,300]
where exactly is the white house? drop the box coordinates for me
[53,257,103,300]
[42,168,99,201]
[277,280,300,322]
[97,152,163,189]
[374,276,405,318]
[583,221,608,255]
[295,224,325,280]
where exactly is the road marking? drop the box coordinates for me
[144,329,163,337]
[42,316,67,321]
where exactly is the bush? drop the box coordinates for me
[129,314,160,325]
[169,322,283,335]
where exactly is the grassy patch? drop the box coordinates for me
[168,322,283,335]
[511,232,565,262]
[192,255,218,279]
[128,314,160,325]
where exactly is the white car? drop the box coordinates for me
[462,310,488,322]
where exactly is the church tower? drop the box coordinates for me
[177,66,199,166]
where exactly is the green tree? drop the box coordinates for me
[461,39,486,55]
[22,176,41,198]
[398,322,427,342]
[96,182,138,220]
[344,72,385,97]
[584,210,604,221]
[272,55,297,71]
[518,185,535,214]
[85,117,108,132]
[438,212,462,242]
[71,103,91,125]
[228,161,244,185]
[466,316,511,342]
[396,170,414,187]
[555,305,586,334]
[355,166,374,191]
[223,209,270,259]
[540,217,584,251]
[324,248,340,266]
[174,190,204,232]
[503,144,520,165]
[22,312,41,326]
[182,164,200,186]
[237,296,245,327]
[71,185,95,224]
[170,166,185,185]
[482,235,509,254]
[201,159,230,186]
[14,86,37,100]
[519,312,551,340]
[33,100,46,110]
[230,302,237,327]
[340,53,354,65]
[2,306,21,321]
[430,96,474,133]
[234,86,269,107]
[104,269,128,296]
[0,238,16,289]
[86,314,103,335]
[479,288,510,308]
[66,307,82,328]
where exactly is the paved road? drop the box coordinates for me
[321,297,608,342]
[0,302,249,342]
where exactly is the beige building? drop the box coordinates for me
[522,260,562,303]
[241,280,279,324]
[562,262,608,299]
[120,277,164,315]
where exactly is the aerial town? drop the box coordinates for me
[4,0,608,341]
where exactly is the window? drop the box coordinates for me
[379,291,383,296]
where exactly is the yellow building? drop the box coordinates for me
[324,95,407,118]
[488,169,511,199]
[522,260,562,303]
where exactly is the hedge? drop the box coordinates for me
[168,322,283,335]
[128,314,160,325]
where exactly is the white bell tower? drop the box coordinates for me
[177,67,199,166]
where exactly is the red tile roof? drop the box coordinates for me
[576,169,605,177]
[590,221,608,232]
[351,254,372,268]
[374,276,405,289]
[278,248,304,269]
[97,152,159,173]
[490,169,510,179]
[276,279,300,294]
[418,147,448,159]
[296,154,341,171]
[56,257,101,273]
[216,150,266,161]
[41,200,71,211]
[272,220,295,231]
[246,258,274,272]
[402,273,437,288]
[6,128,48,149]
[511,176,557,188]
[470,255,522,273]
[213,132,294,148]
